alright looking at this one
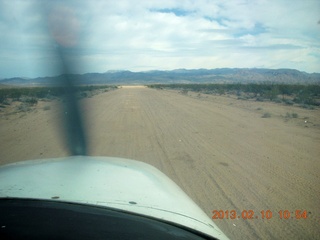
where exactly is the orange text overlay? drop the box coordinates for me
[212,210,308,220]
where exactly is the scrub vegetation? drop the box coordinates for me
[148,83,320,108]
[0,85,117,113]
[0,85,117,102]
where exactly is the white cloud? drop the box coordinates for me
[0,0,319,78]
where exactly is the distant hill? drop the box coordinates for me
[1,68,319,86]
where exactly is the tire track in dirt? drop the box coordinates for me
[88,87,319,240]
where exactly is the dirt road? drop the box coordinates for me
[1,86,319,239]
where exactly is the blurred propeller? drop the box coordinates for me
[46,4,88,156]
[58,48,88,156]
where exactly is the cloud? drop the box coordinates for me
[0,0,319,78]
[150,8,195,17]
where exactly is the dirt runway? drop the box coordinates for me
[1,86,319,239]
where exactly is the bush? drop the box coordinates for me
[262,112,271,118]
[147,84,320,106]
[181,89,188,95]
[238,95,250,100]
[218,88,225,95]
[283,99,294,105]
[16,103,31,112]
[20,96,38,105]
[27,97,38,105]
[273,98,282,103]
[285,112,299,118]
[2,99,11,105]
[299,104,315,110]
[43,105,51,111]
[256,96,264,102]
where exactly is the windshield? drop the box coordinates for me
[0,1,319,240]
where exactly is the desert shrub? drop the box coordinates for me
[148,83,319,100]
[262,112,271,118]
[283,99,294,105]
[299,104,315,110]
[0,85,117,103]
[181,89,188,95]
[26,97,38,105]
[218,88,225,95]
[273,98,282,103]
[43,105,51,111]
[19,96,38,105]
[2,99,11,105]
[16,103,31,112]
[256,96,264,102]
[286,112,299,119]
[0,96,6,104]
[238,96,250,100]
[262,86,280,101]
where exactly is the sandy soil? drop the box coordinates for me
[1,87,319,239]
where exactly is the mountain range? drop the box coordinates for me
[1,68,320,86]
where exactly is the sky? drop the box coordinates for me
[0,0,319,78]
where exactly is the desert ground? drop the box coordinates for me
[1,86,319,239]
